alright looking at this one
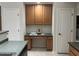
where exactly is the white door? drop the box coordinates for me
[55,8,74,53]
[3,8,20,41]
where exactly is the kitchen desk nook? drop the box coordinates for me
[24,33,53,51]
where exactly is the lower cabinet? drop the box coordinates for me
[47,37,53,50]
[24,36,53,51]
[24,37,32,50]
[69,46,79,56]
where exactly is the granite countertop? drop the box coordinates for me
[0,30,9,42]
[25,33,53,37]
[0,41,28,56]
[68,42,79,52]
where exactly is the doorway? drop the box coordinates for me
[2,7,20,41]
[54,8,74,53]
[0,6,2,30]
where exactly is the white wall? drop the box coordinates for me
[26,25,52,33]
[53,2,76,53]
[0,32,8,41]
[1,2,26,41]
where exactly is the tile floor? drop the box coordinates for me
[27,48,69,56]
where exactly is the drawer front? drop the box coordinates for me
[47,37,52,39]
[25,36,48,40]
[24,37,29,40]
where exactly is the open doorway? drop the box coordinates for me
[76,15,79,40]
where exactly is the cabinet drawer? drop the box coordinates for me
[47,37,52,39]
[24,37,29,40]
[25,36,47,40]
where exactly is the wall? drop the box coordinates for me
[26,25,52,33]
[1,2,26,41]
[53,2,76,53]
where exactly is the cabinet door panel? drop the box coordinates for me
[25,5,35,25]
[43,4,52,24]
[35,5,43,24]
[47,37,53,50]
[24,36,32,50]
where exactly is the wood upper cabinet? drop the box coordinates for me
[43,4,52,24]
[25,5,35,25]
[25,4,52,25]
[35,5,44,24]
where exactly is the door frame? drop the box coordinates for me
[53,7,76,54]
[1,7,21,41]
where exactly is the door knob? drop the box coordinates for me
[58,33,61,35]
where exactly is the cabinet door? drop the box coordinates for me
[24,36,32,50]
[25,5,35,25]
[47,37,53,50]
[43,4,52,24]
[35,5,44,24]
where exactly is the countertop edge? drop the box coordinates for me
[18,42,28,56]
[0,31,9,34]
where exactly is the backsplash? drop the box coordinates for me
[26,25,52,33]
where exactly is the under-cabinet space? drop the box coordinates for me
[24,36,53,51]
